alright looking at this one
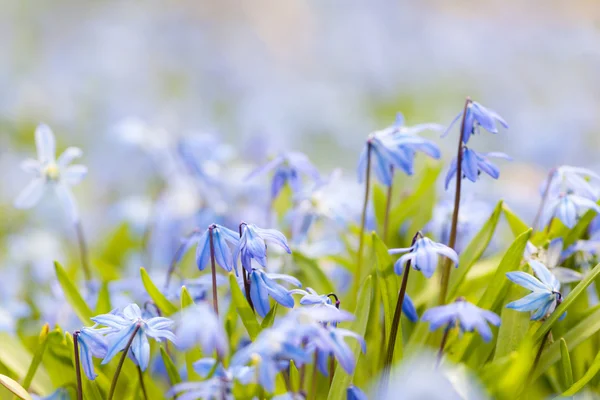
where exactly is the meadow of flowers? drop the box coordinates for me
[1,94,600,400]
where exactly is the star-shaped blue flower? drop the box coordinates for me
[389,236,459,279]
[506,260,562,321]
[444,100,508,144]
[249,269,301,317]
[444,147,511,189]
[76,327,108,380]
[541,192,600,229]
[195,224,239,272]
[234,223,291,273]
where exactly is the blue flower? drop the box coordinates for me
[92,303,176,371]
[444,100,508,144]
[174,303,228,357]
[358,126,441,186]
[249,269,301,317]
[247,151,321,199]
[315,327,366,375]
[32,388,72,400]
[540,192,600,229]
[195,224,239,272]
[527,239,582,284]
[234,223,291,273]
[76,327,108,380]
[347,385,368,400]
[444,148,511,189]
[389,236,459,279]
[14,124,88,222]
[546,166,600,201]
[422,299,500,342]
[506,260,562,321]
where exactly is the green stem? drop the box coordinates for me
[209,225,219,315]
[108,324,142,400]
[532,168,557,233]
[309,352,319,400]
[164,230,198,291]
[383,166,394,243]
[439,97,471,305]
[138,365,149,400]
[74,220,92,282]
[528,331,551,384]
[436,324,452,367]
[73,331,83,400]
[355,142,372,293]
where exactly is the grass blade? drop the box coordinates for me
[140,267,177,315]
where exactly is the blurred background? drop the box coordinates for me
[1,1,599,277]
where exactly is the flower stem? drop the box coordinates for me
[309,352,319,400]
[439,97,471,305]
[436,324,452,367]
[355,142,372,293]
[73,331,83,400]
[381,232,419,393]
[108,324,142,400]
[209,225,219,316]
[532,168,557,232]
[383,166,395,243]
[137,365,149,400]
[528,330,550,384]
[74,220,92,282]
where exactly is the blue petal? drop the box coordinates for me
[250,271,271,318]
[506,271,548,292]
[35,124,56,163]
[506,291,552,312]
[195,230,211,271]
[402,294,419,322]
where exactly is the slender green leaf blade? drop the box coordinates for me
[140,267,177,316]
[260,304,278,330]
[160,346,182,386]
[559,338,573,389]
[54,261,94,324]
[494,279,532,360]
[22,324,51,391]
[292,252,335,295]
[562,350,600,396]
[181,286,195,309]
[0,333,53,395]
[0,374,32,400]
[502,204,530,237]
[228,273,260,340]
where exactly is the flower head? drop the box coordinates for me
[75,327,108,380]
[174,303,228,357]
[15,124,87,221]
[389,236,459,279]
[444,100,508,144]
[526,238,582,284]
[234,223,291,273]
[249,269,301,317]
[247,151,321,200]
[540,192,600,229]
[546,166,600,201]
[422,298,500,341]
[358,123,441,186]
[92,303,176,371]
[444,148,511,189]
[195,224,239,272]
[506,260,562,321]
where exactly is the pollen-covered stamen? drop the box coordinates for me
[43,162,60,181]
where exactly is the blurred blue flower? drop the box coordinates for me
[526,238,582,284]
[357,127,441,186]
[389,236,459,279]
[32,388,72,400]
[14,124,88,222]
[92,303,176,371]
[422,299,500,342]
[174,303,228,357]
[540,192,600,229]
[506,260,562,321]
[315,327,366,375]
[247,152,321,200]
[546,166,600,201]
[234,223,291,273]
[444,148,511,189]
[76,327,108,380]
[444,100,508,144]
[168,378,232,400]
[347,385,368,400]
[195,224,239,272]
[249,269,301,317]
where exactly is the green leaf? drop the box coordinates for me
[228,273,260,341]
[502,204,530,237]
[559,338,573,389]
[160,346,182,386]
[260,304,278,330]
[180,286,195,309]
[372,233,401,358]
[292,252,335,295]
[562,350,600,396]
[494,277,532,360]
[140,267,177,316]
[447,201,503,301]
[563,207,598,247]
[0,333,53,395]
[22,324,51,391]
[327,276,373,400]
[0,374,32,400]
[95,282,112,314]
[534,262,600,342]
[534,307,600,378]
[54,261,94,325]
[478,229,532,311]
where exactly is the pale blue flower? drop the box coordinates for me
[540,192,600,229]
[168,379,232,400]
[195,224,239,272]
[234,223,291,273]
[314,326,366,375]
[76,327,108,380]
[174,303,228,357]
[249,269,301,317]
[358,126,441,186]
[247,151,321,199]
[347,385,368,400]
[92,303,176,371]
[546,166,600,201]
[444,100,508,144]
[389,236,459,279]
[32,388,72,400]
[15,124,87,222]
[506,260,562,321]
[422,299,500,342]
[444,148,511,189]
[527,238,582,284]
